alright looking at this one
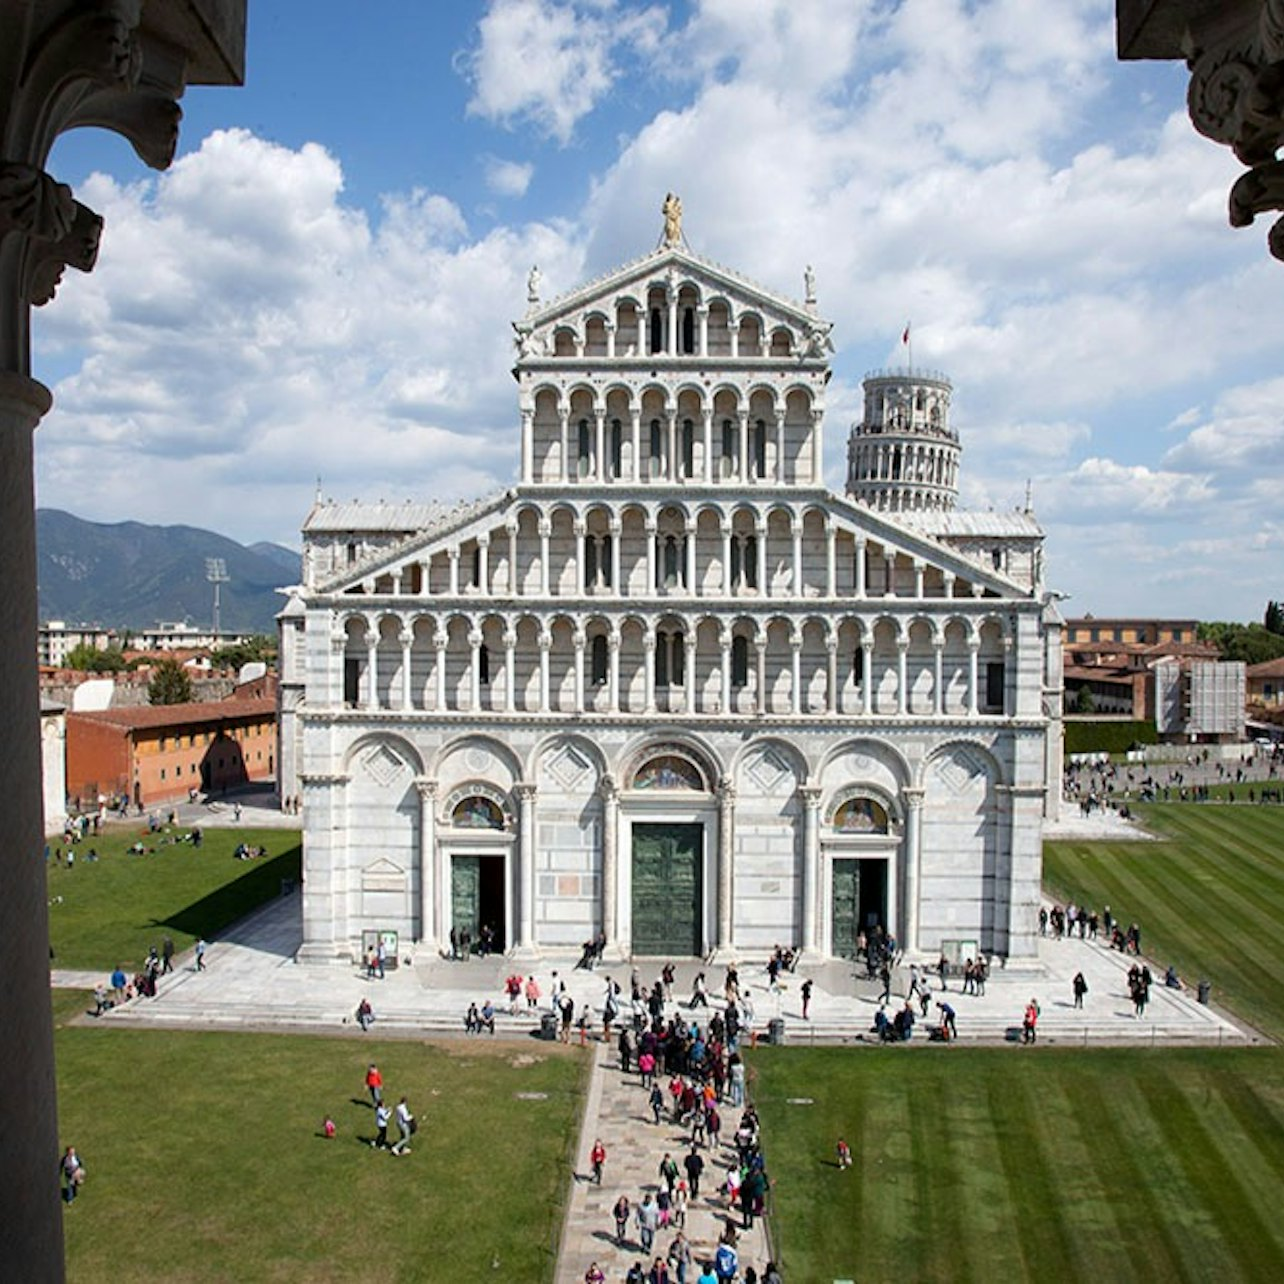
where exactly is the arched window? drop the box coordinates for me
[681,418,695,477]
[852,648,864,685]
[731,635,749,687]
[721,418,737,477]
[578,418,591,477]
[753,419,767,479]
[682,307,695,354]
[347,541,358,566]
[591,634,609,685]
[650,418,663,478]
[610,418,622,479]
[478,644,490,685]
[649,308,663,354]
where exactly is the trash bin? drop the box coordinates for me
[540,1012,558,1041]
[1197,979,1211,1005]
[768,1017,786,1045]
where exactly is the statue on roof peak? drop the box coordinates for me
[662,192,683,248]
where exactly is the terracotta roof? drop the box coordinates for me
[67,697,275,732]
[1248,656,1284,678]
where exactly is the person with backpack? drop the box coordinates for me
[1072,971,1088,1010]
[714,1237,738,1283]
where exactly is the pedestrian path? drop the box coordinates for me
[557,1041,771,1284]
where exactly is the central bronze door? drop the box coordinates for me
[631,822,703,955]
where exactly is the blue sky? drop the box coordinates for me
[32,1,1284,622]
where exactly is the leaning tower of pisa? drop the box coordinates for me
[845,368,960,513]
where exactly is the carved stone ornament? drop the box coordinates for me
[1176,2,1284,261]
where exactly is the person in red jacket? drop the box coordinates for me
[590,1138,606,1185]
[365,1063,383,1106]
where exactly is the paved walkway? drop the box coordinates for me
[558,1042,770,1284]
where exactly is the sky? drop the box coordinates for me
[31,0,1284,623]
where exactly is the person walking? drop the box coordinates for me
[372,1101,391,1149]
[1072,971,1088,1010]
[667,1230,693,1284]
[365,1063,383,1107]
[683,1147,704,1198]
[195,938,207,971]
[590,1138,606,1185]
[584,1264,605,1284]
[801,977,813,1020]
[161,936,174,975]
[391,1096,414,1155]
[1022,998,1040,1044]
[60,1146,84,1204]
[613,1193,632,1246]
[659,1152,680,1196]
[637,1193,660,1253]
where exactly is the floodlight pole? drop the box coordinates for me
[206,558,229,643]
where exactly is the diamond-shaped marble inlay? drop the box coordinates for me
[546,744,591,791]
[362,743,407,789]
[746,747,790,792]
[935,745,988,795]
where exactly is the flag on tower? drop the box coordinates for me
[901,322,911,346]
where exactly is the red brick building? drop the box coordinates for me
[66,696,276,809]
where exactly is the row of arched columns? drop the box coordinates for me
[335,609,1013,719]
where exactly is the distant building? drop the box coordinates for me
[38,619,256,666]
[65,696,276,810]
[1154,659,1246,742]
[1247,657,1284,710]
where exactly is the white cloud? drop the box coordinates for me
[483,155,535,197]
[461,0,666,143]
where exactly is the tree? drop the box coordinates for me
[148,658,193,705]
[1267,600,1284,637]
[209,634,277,672]
[1073,685,1097,714]
[63,642,127,672]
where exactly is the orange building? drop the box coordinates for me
[66,697,277,810]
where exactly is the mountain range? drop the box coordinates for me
[37,509,300,635]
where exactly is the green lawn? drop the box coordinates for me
[750,1045,1284,1283]
[47,827,301,973]
[1045,804,1284,1039]
[54,994,587,1283]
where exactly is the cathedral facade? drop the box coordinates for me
[278,219,1063,966]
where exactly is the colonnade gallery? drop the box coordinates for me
[278,213,1064,965]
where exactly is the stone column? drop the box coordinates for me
[609,517,622,595]
[573,625,586,714]
[667,289,678,356]
[631,410,642,482]
[755,639,768,716]
[684,521,696,592]
[558,410,570,482]
[572,518,586,595]
[0,376,61,1274]
[605,320,616,360]
[800,784,822,953]
[914,560,925,598]
[721,523,733,594]
[365,628,380,710]
[666,411,677,482]
[685,631,698,714]
[539,627,552,712]
[478,534,490,594]
[791,520,803,596]
[697,304,709,356]
[790,632,802,715]
[415,779,438,947]
[716,780,736,953]
[968,639,980,715]
[468,626,483,711]
[896,639,908,715]
[434,629,448,711]
[826,637,838,714]
[420,559,431,597]
[538,518,551,595]
[608,628,621,713]
[855,537,867,598]
[507,523,519,595]
[811,409,824,482]
[504,628,517,713]
[755,520,767,596]
[645,519,657,596]
[826,524,837,597]
[934,637,945,716]
[702,408,714,482]
[775,411,786,483]
[515,783,539,954]
[720,627,732,714]
[644,627,657,713]
[738,412,749,484]
[862,640,874,716]
[521,408,534,481]
[400,628,414,711]
[595,410,606,482]
[902,787,925,954]
[599,774,619,946]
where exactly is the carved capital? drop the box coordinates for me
[414,778,438,802]
[597,773,618,803]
